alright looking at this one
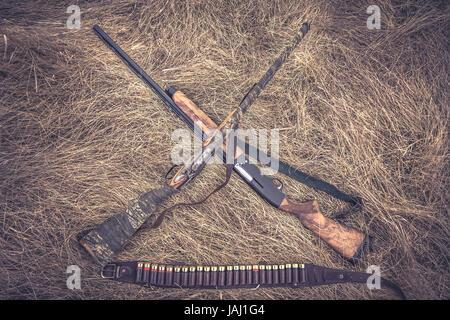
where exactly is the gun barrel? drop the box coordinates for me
[93,25,195,131]
[238,22,310,113]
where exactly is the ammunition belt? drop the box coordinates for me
[102,262,374,290]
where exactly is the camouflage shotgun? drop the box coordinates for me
[80,23,368,265]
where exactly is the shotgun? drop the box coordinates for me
[80,23,368,265]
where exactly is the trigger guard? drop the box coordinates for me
[272,178,283,191]
[165,165,181,181]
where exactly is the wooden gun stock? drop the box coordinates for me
[279,198,367,261]
[170,89,368,262]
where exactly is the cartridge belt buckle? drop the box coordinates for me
[101,264,117,279]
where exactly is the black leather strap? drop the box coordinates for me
[243,142,362,214]
[101,261,405,299]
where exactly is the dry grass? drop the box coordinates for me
[0,0,448,299]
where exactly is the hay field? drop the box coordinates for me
[0,0,448,299]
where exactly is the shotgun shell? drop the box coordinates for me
[279,264,286,284]
[300,264,306,283]
[218,266,225,287]
[143,263,151,283]
[196,266,204,287]
[188,266,196,287]
[226,266,233,286]
[252,265,259,284]
[157,265,165,285]
[181,266,189,287]
[246,265,252,285]
[203,266,211,287]
[259,265,266,284]
[136,262,144,283]
[165,265,173,286]
[233,266,240,286]
[285,264,292,283]
[273,265,279,284]
[266,265,273,284]
[150,264,158,284]
[239,265,246,285]
[210,266,218,286]
[174,266,182,286]
[292,264,299,285]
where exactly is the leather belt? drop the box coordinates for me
[102,262,373,289]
